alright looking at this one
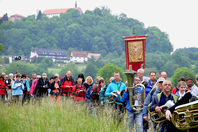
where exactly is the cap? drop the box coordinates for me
[157,77,165,83]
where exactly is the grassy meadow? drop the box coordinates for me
[0,97,125,132]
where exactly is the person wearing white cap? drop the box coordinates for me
[142,77,165,131]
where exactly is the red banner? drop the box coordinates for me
[123,35,147,72]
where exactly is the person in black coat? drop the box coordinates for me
[35,73,50,97]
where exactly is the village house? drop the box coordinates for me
[30,48,68,63]
[9,14,24,22]
[88,53,101,60]
[43,2,82,18]
[70,51,88,63]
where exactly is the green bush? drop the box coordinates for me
[96,63,126,83]
[171,67,195,87]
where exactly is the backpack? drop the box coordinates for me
[85,85,93,99]
[99,84,108,100]
[90,85,100,100]
[172,87,179,94]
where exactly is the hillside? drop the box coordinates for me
[0,7,172,56]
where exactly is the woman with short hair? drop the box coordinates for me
[12,74,24,105]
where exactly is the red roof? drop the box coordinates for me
[43,8,83,15]
[10,14,24,18]
[43,9,68,15]
[88,53,101,57]
[71,51,87,57]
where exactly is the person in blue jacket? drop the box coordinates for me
[21,74,30,105]
[12,74,24,105]
[145,71,157,97]
[142,71,157,132]
[122,76,143,132]
[105,72,126,111]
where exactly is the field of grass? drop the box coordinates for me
[48,67,62,75]
[48,63,86,75]
[0,97,125,132]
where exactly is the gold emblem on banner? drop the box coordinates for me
[128,41,143,62]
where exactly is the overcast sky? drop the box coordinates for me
[0,0,198,50]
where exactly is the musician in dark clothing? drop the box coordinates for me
[166,75,198,117]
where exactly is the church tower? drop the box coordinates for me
[75,1,77,8]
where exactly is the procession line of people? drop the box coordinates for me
[1,69,198,132]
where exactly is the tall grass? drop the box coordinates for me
[0,97,125,132]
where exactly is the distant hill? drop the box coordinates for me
[175,47,198,53]
[0,7,173,57]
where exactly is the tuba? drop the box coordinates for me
[128,83,145,113]
[125,71,145,113]
[171,100,198,130]
[148,100,175,124]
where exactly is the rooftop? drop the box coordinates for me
[32,48,67,56]
[43,8,83,15]
[10,14,24,18]
[71,51,87,57]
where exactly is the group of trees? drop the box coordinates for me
[0,7,172,57]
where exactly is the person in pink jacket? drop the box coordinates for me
[30,75,41,96]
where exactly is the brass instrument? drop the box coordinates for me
[148,100,175,124]
[106,90,125,104]
[128,83,145,113]
[171,100,198,130]
[125,71,146,113]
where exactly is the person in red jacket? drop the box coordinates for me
[59,71,75,96]
[72,77,86,102]
[0,75,8,102]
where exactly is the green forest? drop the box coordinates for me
[0,7,198,79]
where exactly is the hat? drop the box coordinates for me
[157,77,165,83]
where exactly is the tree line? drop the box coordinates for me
[0,7,172,56]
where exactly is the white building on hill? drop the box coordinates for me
[42,3,83,18]
[30,48,68,63]
[70,51,88,63]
